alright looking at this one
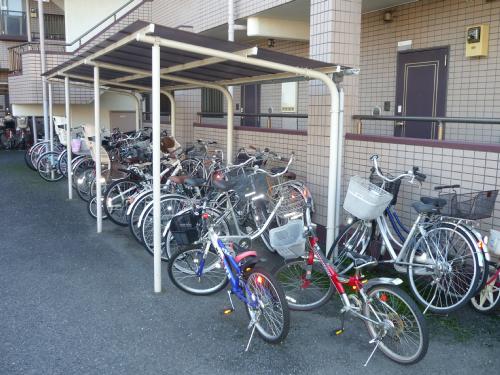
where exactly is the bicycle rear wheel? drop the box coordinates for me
[104,179,141,226]
[327,219,373,275]
[273,257,334,310]
[245,268,290,344]
[167,245,228,295]
[363,285,428,365]
[37,152,64,182]
[470,265,500,314]
[407,222,479,313]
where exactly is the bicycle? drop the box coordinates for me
[273,190,428,365]
[167,199,290,350]
[328,155,481,314]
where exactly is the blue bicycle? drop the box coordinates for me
[167,204,290,349]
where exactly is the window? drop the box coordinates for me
[201,88,223,115]
[281,82,297,112]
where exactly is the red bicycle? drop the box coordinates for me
[274,189,429,365]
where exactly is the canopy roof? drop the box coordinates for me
[46,20,351,92]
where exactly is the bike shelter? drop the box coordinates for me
[45,20,357,293]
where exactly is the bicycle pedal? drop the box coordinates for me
[332,329,344,336]
[222,308,234,315]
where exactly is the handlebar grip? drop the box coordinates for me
[434,184,460,191]
[415,172,426,182]
[248,145,257,150]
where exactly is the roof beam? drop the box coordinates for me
[108,47,258,83]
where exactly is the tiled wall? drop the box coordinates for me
[306,0,362,225]
[359,0,500,141]
[152,0,294,32]
[193,125,308,180]
[343,139,500,233]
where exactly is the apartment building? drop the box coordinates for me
[5,0,500,234]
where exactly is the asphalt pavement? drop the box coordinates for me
[0,150,499,375]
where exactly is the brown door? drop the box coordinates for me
[395,47,448,139]
[240,84,260,127]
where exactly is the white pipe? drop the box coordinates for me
[65,76,73,200]
[227,0,234,154]
[25,0,31,42]
[335,86,344,239]
[228,0,235,42]
[48,83,53,152]
[38,0,49,141]
[152,42,162,293]
[32,116,37,143]
[162,91,175,137]
[134,93,142,131]
[94,66,102,233]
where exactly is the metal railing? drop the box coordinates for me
[197,112,308,131]
[352,114,500,143]
[65,0,147,52]
[8,41,66,73]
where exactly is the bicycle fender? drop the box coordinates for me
[364,277,403,290]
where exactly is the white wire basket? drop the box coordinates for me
[269,219,306,259]
[343,176,393,221]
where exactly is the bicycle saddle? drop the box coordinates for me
[212,179,237,192]
[412,201,442,214]
[345,251,377,268]
[185,177,206,187]
[420,196,447,208]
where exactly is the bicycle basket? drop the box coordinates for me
[369,171,401,206]
[269,219,306,259]
[439,190,498,220]
[169,210,201,245]
[270,183,307,220]
[344,176,393,221]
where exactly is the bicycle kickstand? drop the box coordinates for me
[223,290,236,315]
[332,311,347,336]
[245,316,258,352]
[364,337,382,366]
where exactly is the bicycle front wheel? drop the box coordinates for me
[327,219,373,275]
[245,268,290,344]
[470,265,500,314]
[273,258,334,311]
[37,152,64,182]
[104,179,141,226]
[407,222,479,313]
[167,245,228,295]
[363,285,428,365]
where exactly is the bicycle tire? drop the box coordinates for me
[87,196,109,220]
[272,257,334,311]
[37,152,64,182]
[245,267,290,344]
[104,179,141,226]
[407,222,479,313]
[127,191,152,244]
[327,219,373,275]
[167,245,228,295]
[363,284,428,365]
[76,168,95,202]
[470,264,500,314]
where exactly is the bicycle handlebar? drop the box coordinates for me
[370,154,426,184]
[253,152,295,178]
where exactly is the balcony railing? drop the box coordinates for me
[0,10,27,38]
[8,41,66,73]
[197,112,308,132]
[352,114,500,145]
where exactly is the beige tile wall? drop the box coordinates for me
[343,138,500,233]
[359,0,500,141]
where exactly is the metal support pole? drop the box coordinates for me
[65,76,73,200]
[32,116,37,144]
[37,0,49,141]
[48,82,53,152]
[162,91,175,138]
[25,0,32,42]
[334,87,344,238]
[222,87,234,164]
[152,42,162,293]
[134,93,142,131]
[94,66,102,233]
